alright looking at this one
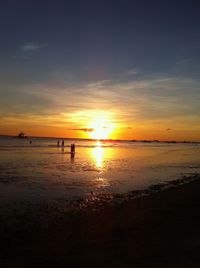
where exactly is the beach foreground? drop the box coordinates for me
[1,175,200,268]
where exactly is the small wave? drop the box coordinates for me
[0,144,116,149]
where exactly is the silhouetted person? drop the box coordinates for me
[73,143,75,153]
[57,140,60,147]
[29,140,32,144]
[62,140,64,147]
[71,143,75,154]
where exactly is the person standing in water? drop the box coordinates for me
[71,143,75,154]
[61,140,65,152]
[73,143,75,153]
[57,140,60,147]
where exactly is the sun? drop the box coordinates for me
[89,124,112,140]
[87,115,114,140]
[71,110,115,140]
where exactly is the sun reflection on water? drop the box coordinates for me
[92,141,104,169]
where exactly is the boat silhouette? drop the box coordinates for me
[17,132,28,139]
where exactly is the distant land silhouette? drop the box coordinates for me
[0,134,199,144]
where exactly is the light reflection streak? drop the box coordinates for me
[91,141,111,189]
[91,141,104,169]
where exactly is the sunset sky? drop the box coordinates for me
[0,0,200,140]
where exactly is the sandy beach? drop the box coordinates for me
[1,174,200,268]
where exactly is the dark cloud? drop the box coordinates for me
[71,128,94,132]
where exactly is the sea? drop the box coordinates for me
[0,136,200,203]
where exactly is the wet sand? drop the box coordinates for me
[1,175,200,267]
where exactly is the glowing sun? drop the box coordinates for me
[88,116,114,140]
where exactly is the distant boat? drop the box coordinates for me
[17,132,27,139]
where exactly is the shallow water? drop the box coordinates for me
[0,136,200,203]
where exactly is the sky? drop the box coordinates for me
[0,0,200,140]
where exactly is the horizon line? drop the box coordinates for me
[0,134,200,143]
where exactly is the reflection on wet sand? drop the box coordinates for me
[91,141,110,189]
[70,152,75,163]
[94,177,110,189]
[91,141,104,169]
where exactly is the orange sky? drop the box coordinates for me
[1,108,200,141]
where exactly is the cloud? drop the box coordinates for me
[21,42,48,51]
[126,69,140,76]
[1,73,200,133]
[70,128,94,132]
[173,58,200,78]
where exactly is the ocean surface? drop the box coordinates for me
[0,136,200,203]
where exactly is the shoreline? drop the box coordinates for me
[0,173,199,210]
[1,174,200,267]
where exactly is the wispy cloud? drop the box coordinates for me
[173,58,200,78]
[21,42,48,51]
[70,128,94,132]
[1,74,200,137]
[126,69,140,76]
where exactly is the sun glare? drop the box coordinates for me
[88,116,114,140]
[71,110,115,140]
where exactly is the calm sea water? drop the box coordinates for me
[0,136,200,203]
